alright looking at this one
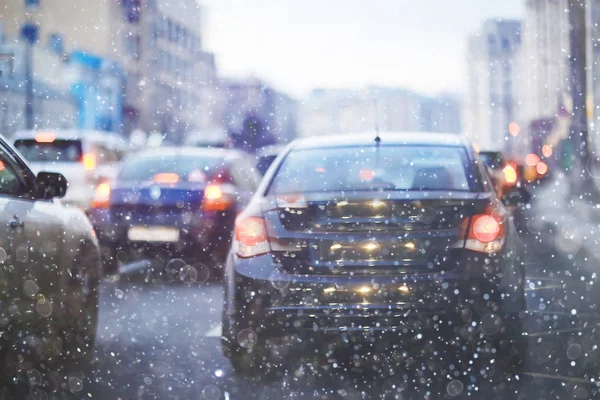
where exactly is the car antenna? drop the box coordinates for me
[373,99,381,167]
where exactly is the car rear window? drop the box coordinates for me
[269,145,472,194]
[118,154,227,183]
[257,154,278,175]
[14,139,83,163]
[479,152,503,169]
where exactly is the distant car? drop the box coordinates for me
[12,129,130,209]
[0,134,101,364]
[185,130,231,149]
[256,144,286,176]
[222,133,527,378]
[88,147,262,279]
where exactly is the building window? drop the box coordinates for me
[122,0,141,23]
[48,32,64,54]
[0,53,15,79]
[124,32,141,60]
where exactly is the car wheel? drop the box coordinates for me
[62,243,101,365]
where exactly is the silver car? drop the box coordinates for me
[0,134,101,365]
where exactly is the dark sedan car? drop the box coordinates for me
[222,133,526,382]
[88,147,262,280]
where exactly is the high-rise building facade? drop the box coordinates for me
[299,87,459,138]
[1,0,216,139]
[465,20,521,152]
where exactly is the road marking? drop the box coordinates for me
[205,325,222,337]
[525,284,563,291]
[523,372,592,384]
[526,324,600,337]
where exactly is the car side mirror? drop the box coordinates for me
[502,187,530,207]
[36,172,68,199]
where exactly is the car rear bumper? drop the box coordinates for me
[89,208,235,264]
[224,252,525,339]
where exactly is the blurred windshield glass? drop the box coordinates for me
[271,146,471,193]
[14,139,82,163]
[118,154,225,183]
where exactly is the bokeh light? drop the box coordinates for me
[508,122,520,137]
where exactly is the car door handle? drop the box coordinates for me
[9,216,23,229]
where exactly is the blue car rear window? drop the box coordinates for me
[119,155,226,183]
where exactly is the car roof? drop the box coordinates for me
[12,129,129,147]
[292,132,467,150]
[133,146,246,161]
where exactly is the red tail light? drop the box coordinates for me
[202,184,233,211]
[234,217,270,257]
[463,213,505,253]
[91,182,111,209]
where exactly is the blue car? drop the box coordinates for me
[89,147,261,280]
[222,133,527,380]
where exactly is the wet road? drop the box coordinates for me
[80,227,600,400]
[5,229,600,399]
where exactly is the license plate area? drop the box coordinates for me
[127,226,180,242]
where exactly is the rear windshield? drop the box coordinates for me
[270,145,472,194]
[257,154,278,175]
[14,139,83,163]
[119,154,227,183]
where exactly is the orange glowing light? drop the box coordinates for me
[83,152,97,170]
[34,132,56,143]
[542,144,553,158]
[359,169,375,181]
[503,165,517,184]
[536,161,548,175]
[0,161,4,172]
[315,167,326,173]
[204,184,223,200]
[508,122,520,137]
[473,144,481,153]
[525,153,540,167]
[153,172,180,184]
[91,182,111,208]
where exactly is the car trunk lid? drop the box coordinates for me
[263,191,491,275]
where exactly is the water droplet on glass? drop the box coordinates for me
[237,328,258,349]
[201,384,221,400]
[190,263,210,284]
[567,343,583,359]
[29,387,44,400]
[16,246,28,262]
[555,229,582,254]
[269,268,291,290]
[115,288,124,299]
[446,380,464,397]
[68,376,83,393]
[143,377,152,385]
[27,369,42,386]
[166,258,187,281]
[491,207,508,223]
[480,314,501,335]
[36,299,52,318]
[23,280,39,297]
[0,247,7,263]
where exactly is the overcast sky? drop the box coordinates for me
[202,0,524,98]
